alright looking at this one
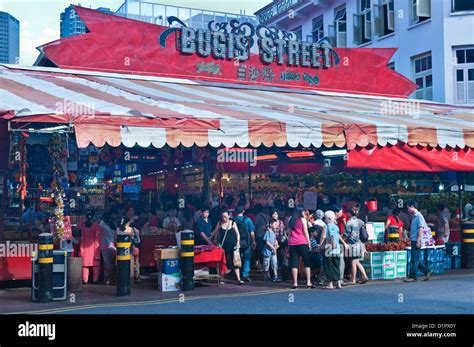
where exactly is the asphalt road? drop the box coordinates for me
[34,273,473,314]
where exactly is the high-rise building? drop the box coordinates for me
[255,0,474,104]
[60,5,114,38]
[0,11,20,64]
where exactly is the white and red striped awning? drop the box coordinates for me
[1,64,473,149]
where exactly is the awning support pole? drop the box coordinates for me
[248,161,252,201]
[203,161,210,205]
[457,172,464,220]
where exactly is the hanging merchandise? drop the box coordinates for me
[17,135,27,200]
[48,133,66,177]
[174,147,184,165]
[192,146,206,163]
[162,148,170,166]
[53,188,65,242]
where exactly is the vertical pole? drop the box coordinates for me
[457,172,464,220]
[116,232,131,296]
[248,161,252,201]
[37,233,54,303]
[362,169,369,202]
[180,230,195,291]
[203,162,209,205]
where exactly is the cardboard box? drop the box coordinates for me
[445,242,461,256]
[383,265,396,279]
[364,265,384,280]
[369,252,384,266]
[452,255,461,269]
[434,247,445,262]
[383,251,396,264]
[396,251,407,265]
[443,255,453,269]
[426,247,437,262]
[432,262,445,275]
[158,272,181,292]
[395,264,407,278]
[154,247,180,261]
[160,259,181,274]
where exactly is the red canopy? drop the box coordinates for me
[347,144,474,172]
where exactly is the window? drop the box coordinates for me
[455,48,474,64]
[312,16,324,43]
[354,0,372,45]
[454,47,474,103]
[452,0,474,12]
[411,0,431,24]
[412,53,433,100]
[329,5,347,47]
[374,0,394,37]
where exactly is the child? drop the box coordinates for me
[309,226,322,282]
[263,219,282,282]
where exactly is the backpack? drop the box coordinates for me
[359,220,369,243]
[235,216,250,249]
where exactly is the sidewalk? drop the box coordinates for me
[1,268,473,314]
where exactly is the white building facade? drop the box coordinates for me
[116,0,256,30]
[255,0,474,105]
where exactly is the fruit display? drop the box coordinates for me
[365,240,411,252]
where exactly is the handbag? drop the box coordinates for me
[359,222,369,243]
[233,248,242,267]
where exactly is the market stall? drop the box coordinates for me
[0,6,473,285]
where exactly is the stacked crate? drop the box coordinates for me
[444,242,462,269]
[362,250,407,280]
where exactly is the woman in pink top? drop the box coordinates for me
[288,205,314,289]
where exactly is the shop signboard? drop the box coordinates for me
[38,6,416,97]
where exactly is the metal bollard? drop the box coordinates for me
[37,233,54,303]
[180,230,195,291]
[116,232,131,296]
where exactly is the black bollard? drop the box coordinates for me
[37,233,53,303]
[180,230,195,291]
[116,232,131,296]
[461,222,474,269]
[386,226,400,243]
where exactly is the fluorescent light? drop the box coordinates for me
[322,149,347,157]
[256,154,277,161]
[287,151,314,158]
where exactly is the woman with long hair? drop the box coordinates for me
[288,205,314,289]
[210,210,244,285]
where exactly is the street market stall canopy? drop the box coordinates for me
[1,64,473,154]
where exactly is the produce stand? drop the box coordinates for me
[140,230,177,267]
[194,246,227,287]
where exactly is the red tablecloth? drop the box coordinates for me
[194,247,227,275]
[0,256,32,281]
[140,234,177,267]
